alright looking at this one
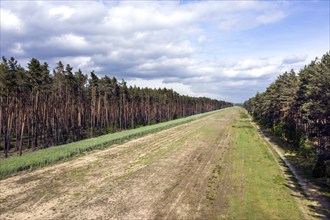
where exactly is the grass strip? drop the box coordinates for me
[227,109,305,219]
[0,109,227,179]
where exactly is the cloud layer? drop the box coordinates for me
[1,1,328,102]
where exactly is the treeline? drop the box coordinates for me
[244,52,329,178]
[0,57,232,157]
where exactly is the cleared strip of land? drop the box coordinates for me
[0,110,219,179]
[227,110,306,219]
[0,107,306,219]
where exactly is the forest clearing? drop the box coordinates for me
[1,107,326,220]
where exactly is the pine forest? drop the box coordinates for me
[0,57,232,157]
[244,52,330,178]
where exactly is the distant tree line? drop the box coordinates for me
[0,57,232,157]
[244,52,329,178]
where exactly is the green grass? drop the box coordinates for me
[0,109,227,179]
[261,127,330,199]
[227,109,305,219]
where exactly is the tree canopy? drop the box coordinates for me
[244,52,330,178]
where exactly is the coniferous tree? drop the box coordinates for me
[0,55,235,158]
[244,52,330,178]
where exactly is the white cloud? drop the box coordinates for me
[71,56,93,69]
[102,4,196,32]
[0,9,24,33]
[49,6,76,21]
[52,56,101,73]
[256,11,285,24]
[224,63,277,78]
[1,0,327,103]
[234,59,269,71]
[48,34,88,49]
[222,80,258,87]
[127,78,195,97]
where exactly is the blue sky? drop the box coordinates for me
[1,0,329,103]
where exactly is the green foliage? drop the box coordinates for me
[299,140,315,159]
[243,52,330,178]
[273,121,285,136]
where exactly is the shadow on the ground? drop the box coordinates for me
[279,160,330,219]
[260,127,330,219]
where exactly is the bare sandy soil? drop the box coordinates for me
[0,109,238,220]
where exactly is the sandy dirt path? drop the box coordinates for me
[0,109,238,220]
